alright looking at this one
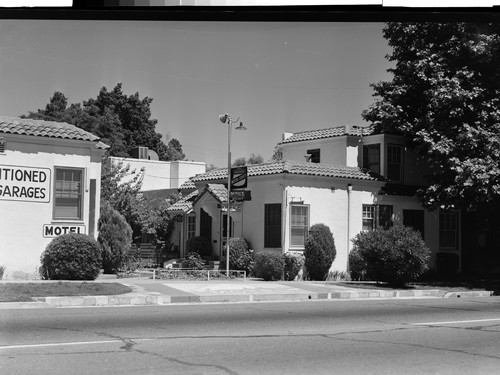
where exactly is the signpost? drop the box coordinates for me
[230,166,247,190]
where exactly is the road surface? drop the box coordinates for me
[1,298,500,374]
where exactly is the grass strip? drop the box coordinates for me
[0,282,132,302]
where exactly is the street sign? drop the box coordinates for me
[231,166,247,189]
[230,190,251,202]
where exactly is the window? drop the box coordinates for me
[440,212,458,249]
[306,149,320,163]
[187,215,196,240]
[403,209,425,239]
[363,144,380,174]
[265,204,281,247]
[54,168,83,220]
[387,144,403,182]
[222,214,233,238]
[362,204,393,231]
[290,204,309,247]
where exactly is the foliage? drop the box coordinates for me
[186,236,212,257]
[304,224,337,281]
[40,234,102,280]
[98,201,133,273]
[363,22,500,213]
[350,225,430,287]
[232,153,264,167]
[0,265,4,280]
[22,83,185,161]
[283,252,305,281]
[100,158,145,240]
[183,252,206,270]
[253,252,284,281]
[220,238,254,274]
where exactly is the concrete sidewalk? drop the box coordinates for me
[0,278,494,309]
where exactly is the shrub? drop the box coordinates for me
[40,233,102,280]
[220,238,254,274]
[283,252,305,281]
[183,252,206,270]
[253,252,284,281]
[350,225,430,287]
[98,201,133,273]
[304,223,337,281]
[0,265,5,280]
[186,236,212,257]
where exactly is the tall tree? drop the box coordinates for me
[363,22,500,213]
[22,83,182,161]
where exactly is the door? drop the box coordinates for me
[199,208,212,256]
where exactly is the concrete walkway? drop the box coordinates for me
[0,278,494,309]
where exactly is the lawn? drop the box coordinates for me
[0,282,132,302]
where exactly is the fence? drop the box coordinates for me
[152,268,246,281]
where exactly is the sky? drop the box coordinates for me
[0,19,393,167]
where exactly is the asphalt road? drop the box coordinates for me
[1,298,500,375]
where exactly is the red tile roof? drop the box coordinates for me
[0,116,100,142]
[191,160,385,183]
[280,125,374,144]
[166,190,199,213]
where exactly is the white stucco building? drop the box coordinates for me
[168,125,460,274]
[0,117,107,279]
[109,152,206,192]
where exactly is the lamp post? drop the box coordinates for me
[219,113,246,276]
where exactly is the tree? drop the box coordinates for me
[98,201,133,273]
[100,157,145,242]
[232,153,264,166]
[363,22,500,213]
[304,223,337,281]
[22,83,183,161]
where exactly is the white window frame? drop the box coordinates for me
[439,211,459,249]
[187,214,196,240]
[290,204,310,249]
[53,167,84,221]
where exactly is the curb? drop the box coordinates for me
[0,288,494,309]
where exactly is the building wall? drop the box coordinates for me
[240,175,442,274]
[280,137,349,165]
[0,135,103,279]
[110,157,206,191]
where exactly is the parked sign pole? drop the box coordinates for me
[219,113,246,276]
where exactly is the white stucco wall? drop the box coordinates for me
[110,157,205,191]
[280,137,349,165]
[0,135,104,279]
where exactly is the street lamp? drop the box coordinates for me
[219,113,247,276]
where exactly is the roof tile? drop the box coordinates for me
[191,160,385,183]
[0,116,101,142]
[280,125,374,144]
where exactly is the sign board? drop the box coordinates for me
[43,224,86,238]
[230,166,247,190]
[0,165,51,203]
[230,190,251,202]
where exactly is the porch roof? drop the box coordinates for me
[279,125,375,144]
[190,160,385,183]
[166,189,199,213]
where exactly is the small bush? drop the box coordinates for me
[283,252,305,281]
[183,252,206,270]
[253,252,284,281]
[304,223,337,281]
[98,202,133,273]
[350,225,430,287]
[186,236,212,257]
[0,265,5,280]
[40,233,102,280]
[220,238,254,274]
